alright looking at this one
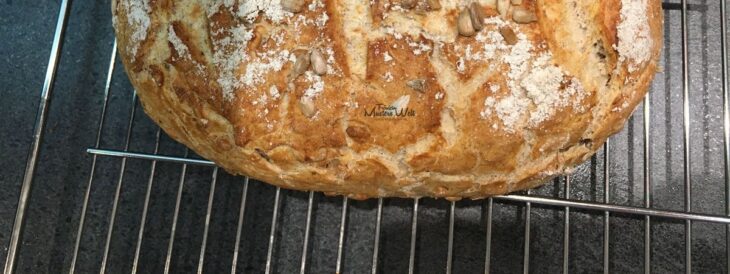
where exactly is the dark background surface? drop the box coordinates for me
[1,0,729,273]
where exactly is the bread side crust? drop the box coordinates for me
[112,0,663,199]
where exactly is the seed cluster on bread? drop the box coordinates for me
[112,0,663,199]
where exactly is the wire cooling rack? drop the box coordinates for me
[5,0,730,273]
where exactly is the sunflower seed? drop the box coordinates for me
[401,0,417,9]
[499,26,518,45]
[310,49,327,75]
[512,7,537,23]
[469,3,485,31]
[406,79,427,92]
[346,125,370,140]
[496,0,510,17]
[299,96,316,118]
[281,0,305,13]
[427,0,441,10]
[288,52,310,82]
[457,8,475,37]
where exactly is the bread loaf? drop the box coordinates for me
[112,0,663,199]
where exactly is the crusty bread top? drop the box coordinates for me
[112,0,663,199]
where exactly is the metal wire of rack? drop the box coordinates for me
[4,0,730,273]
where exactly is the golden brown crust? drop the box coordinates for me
[112,0,663,199]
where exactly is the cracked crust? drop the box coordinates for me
[112,0,663,199]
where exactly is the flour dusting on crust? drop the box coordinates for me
[477,19,586,132]
[238,0,290,22]
[616,0,652,72]
[167,26,190,59]
[523,54,586,125]
[206,0,335,100]
[123,0,151,58]
[212,25,254,100]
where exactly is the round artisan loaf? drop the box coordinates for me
[111,0,663,199]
